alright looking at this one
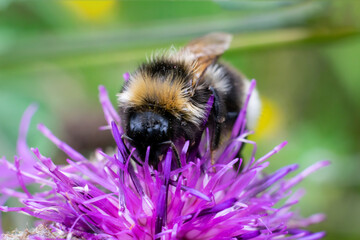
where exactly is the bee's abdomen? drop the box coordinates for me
[206,63,261,131]
[204,63,244,115]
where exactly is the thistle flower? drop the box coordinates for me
[0,81,329,239]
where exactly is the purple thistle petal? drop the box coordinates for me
[128,159,145,197]
[82,193,115,205]
[37,124,87,162]
[300,232,326,240]
[98,85,121,131]
[237,138,257,170]
[180,140,190,167]
[244,164,299,199]
[110,121,123,151]
[232,79,256,138]
[196,197,238,218]
[66,159,117,192]
[301,232,326,240]
[1,188,28,199]
[218,131,253,165]
[287,230,326,240]
[1,104,39,193]
[14,156,32,198]
[17,103,38,168]
[142,146,154,188]
[204,158,238,193]
[155,148,172,235]
[155,185,167,235]
[283,161,330,191]
[123,72,130,82]
[236,230,261,239]
[169,180,211,202]
[227,169,257,200]
[1,157,54,187]
[255,141,288,166]
[66,213,85,240]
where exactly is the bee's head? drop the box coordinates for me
[127,111,170,147]
[124,110,174,167]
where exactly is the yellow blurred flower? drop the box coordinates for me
[61,0,117,22]
[252,97,283,140]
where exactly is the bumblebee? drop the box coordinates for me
[117,33,261,168]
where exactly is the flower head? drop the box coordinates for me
[0,81,328,239]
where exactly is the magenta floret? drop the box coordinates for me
[0,81,329,239]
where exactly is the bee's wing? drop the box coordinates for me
[182,32,232,87]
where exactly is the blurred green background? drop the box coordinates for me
[0,0,359,239]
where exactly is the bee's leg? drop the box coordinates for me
[209,87,225,167]
[121,134,143,166]
[158,141,181,169]
[158,140,182,181]
[211,123,221,167]
[225,111,246,172]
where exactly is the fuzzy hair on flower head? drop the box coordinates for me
[0,80,329,240]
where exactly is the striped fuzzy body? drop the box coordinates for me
[117,49,260,166]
